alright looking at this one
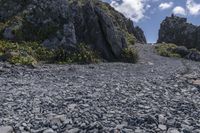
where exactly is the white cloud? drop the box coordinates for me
[186,0,200,15]
[110,0,147,22]
[159,2,174,10]
[173,6,186,16]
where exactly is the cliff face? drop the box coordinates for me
[0,0,146,61]
[158,15,200,50]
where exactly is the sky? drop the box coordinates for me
[102,0,200,43]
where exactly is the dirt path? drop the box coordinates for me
[0,44,200,133]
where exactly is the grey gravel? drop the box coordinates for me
[0,126,14,133]
[0,44,200,133]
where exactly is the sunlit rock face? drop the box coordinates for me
[158,15,200,50]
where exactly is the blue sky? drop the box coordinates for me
[103,0,200,43]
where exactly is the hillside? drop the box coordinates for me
[0,0,146,62]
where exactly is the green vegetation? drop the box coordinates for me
[0,40,100,65]
[155,43,181,58]
[54,43,100,64]
[0,40,53,65]
[190,48,200,54]
[125,32,135,45]
[121,47,138,63]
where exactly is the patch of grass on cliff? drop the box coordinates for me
[155,43,181,58]
[121,47,138,63]
[125,32,136,45]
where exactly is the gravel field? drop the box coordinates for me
[0,44,200,133]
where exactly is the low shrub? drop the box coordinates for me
[9,55,37,65]
[190,48,200,54]
[0,40,53,65]
[121,47,138,63]
[0,40,100,65]
[125,32,135,46]
[53,43,100,64]
[155,43,181,58]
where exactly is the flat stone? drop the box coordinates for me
[43,129,55,133]
[158,114,166,124]
[65,128,80,133]
[0,126,14,133]
[193,80,200,86]
[158,124,167,130]
[167,128,180,133]
[148,62,154,65]
[134,127,144,133]
[115,124,125,130]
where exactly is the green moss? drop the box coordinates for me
[155,43,181,58]
[121,47,138,63]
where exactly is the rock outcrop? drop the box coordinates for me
[174,46,200,61]
[158,15,200,50]
[0,0,146,61]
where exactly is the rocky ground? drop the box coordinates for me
[0,44,200,133]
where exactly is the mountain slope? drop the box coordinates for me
[0,0,146,61]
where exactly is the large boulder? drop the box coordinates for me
[0,0,146,61]
[158,15,200,50]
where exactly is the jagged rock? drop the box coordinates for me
[174,46,190,57]
[186,50,200,61]
[0,0,28,21]
[133,26,147,44]
[158,15,200,50]
[126,19,147,44]
[0,0,146,61]
[3,28,15,40]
